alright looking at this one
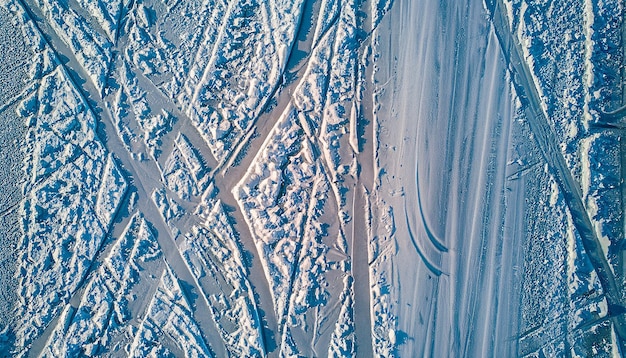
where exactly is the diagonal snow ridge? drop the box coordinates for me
[95,154,129,229]
[39,213,162,357]
[234,97,355,356]
[487,0,626,350]
[152,187,185,237]
[8,2,128,353]
[129,262,215,358]
[278,179,354,356]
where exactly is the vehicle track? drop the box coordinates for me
[487,0,626,347]
[17,0,231,354]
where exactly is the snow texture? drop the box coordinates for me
[0,0,624,356]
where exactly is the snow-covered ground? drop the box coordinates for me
[0,0,624,356]
[0,3,31,340]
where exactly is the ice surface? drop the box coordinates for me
[1,0,625,355]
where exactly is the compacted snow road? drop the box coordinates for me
[0,0,624,356]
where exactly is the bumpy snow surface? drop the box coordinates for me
[0,0,625,356]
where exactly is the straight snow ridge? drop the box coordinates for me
[487,0,626,341]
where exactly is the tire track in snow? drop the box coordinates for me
[10,3,128,353]
[351,184,374,357]
[373,0,536,354]
[416,173,448,253]
[401,163,449,278]
[16,2,230,355]
[351,13,384,352]
[487,0,626,343]
[621,2,626,348]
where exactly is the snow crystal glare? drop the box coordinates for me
[0,0,624,356]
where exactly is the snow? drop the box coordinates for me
[152,187,185,237]
[1,0,624,355]
[6,3,127,352]
[161,133,210,203]
[39,213,162,357]
[180,199,265,357]
[129,263,213,358]
[33,0,113,92]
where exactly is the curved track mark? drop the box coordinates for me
[416,166,448,253]
[405,204,445,277]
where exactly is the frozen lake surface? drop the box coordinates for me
[0,0,624,356]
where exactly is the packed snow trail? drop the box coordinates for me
[487,0,626,344]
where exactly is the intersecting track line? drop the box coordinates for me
[212,1,309,177]
[486,0,626,346]
[16,0,228,355]
[113,11,300,347]
[120,62,219,170]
